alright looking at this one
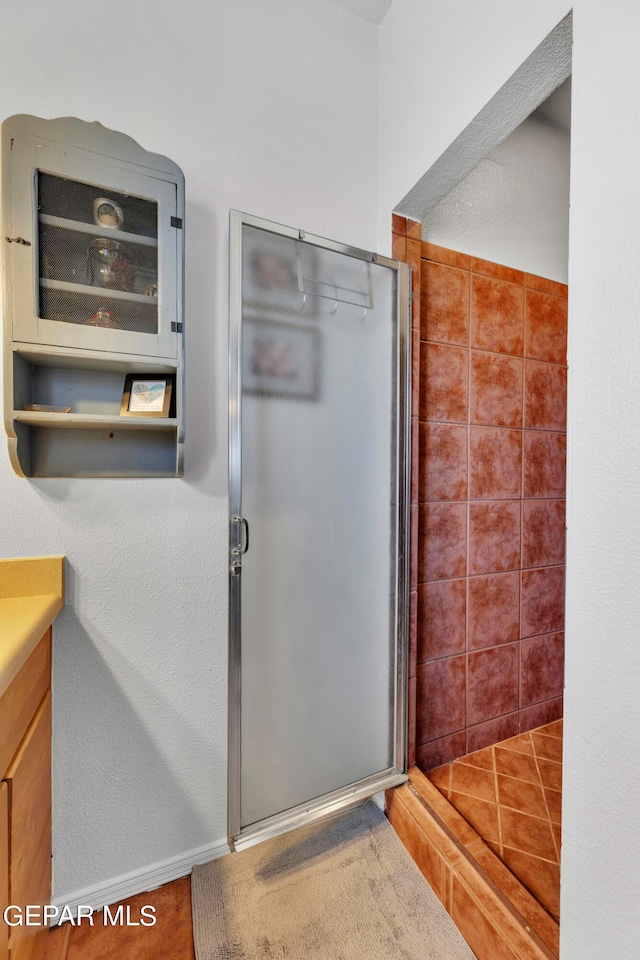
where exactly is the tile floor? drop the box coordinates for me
[428,719,562,921]
[43,875,195,960]
[41,721,561,958]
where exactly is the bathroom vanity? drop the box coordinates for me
[0,556,64,960]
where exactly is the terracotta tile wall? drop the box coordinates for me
[392,216,567,770]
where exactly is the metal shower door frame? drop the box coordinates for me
[228,210,411,849]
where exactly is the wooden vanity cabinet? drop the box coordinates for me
[0,628,52,960]
[0,782,8,960]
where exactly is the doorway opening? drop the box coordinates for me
[387,14,571,960]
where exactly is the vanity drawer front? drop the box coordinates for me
[5,691,51,904]
[0,629,51,777]
[7,822,51,960]
[0,781,8,960]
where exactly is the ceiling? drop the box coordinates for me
[326,0,395,25]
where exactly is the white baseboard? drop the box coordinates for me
[51,837,230,921]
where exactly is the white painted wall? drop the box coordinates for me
[380,2,640,957]
[0,0,379,901]
[422,114,571,284]
[563,3,640,955]
[377,0,572,253]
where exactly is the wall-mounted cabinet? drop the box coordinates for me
[2,115,185,477]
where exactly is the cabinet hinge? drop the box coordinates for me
[170,216,183,229]
[171,322,183,333]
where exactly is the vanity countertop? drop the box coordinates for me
[0,556,64,698]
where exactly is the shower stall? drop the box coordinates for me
[228,212,411,849]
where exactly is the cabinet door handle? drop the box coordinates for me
[5,236,31,245]
[231,516,250,555]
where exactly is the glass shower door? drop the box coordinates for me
[228,212,410,848]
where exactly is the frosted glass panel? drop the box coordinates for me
[237,224,402,830]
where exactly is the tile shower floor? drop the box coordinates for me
[427,719,562,922]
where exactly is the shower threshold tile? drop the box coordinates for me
[426,722,562,930]
[398,766,560,958]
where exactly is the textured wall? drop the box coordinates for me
[561,3,640,955]
[377,0,572,254]
[0,0,379,900]
[422,115,570,285]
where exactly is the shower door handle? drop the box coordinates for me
[231,516,250,555]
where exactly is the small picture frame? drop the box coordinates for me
[121,375,173,417]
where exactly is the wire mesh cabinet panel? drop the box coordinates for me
[1,115,184,478]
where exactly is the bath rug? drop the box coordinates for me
[191,800,474,960]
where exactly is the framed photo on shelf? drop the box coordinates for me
[121,375,173,417]
[242,319,320,401]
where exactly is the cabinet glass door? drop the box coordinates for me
[228,212,410,848]
[8,139,177,359]
[37,172,159,337]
